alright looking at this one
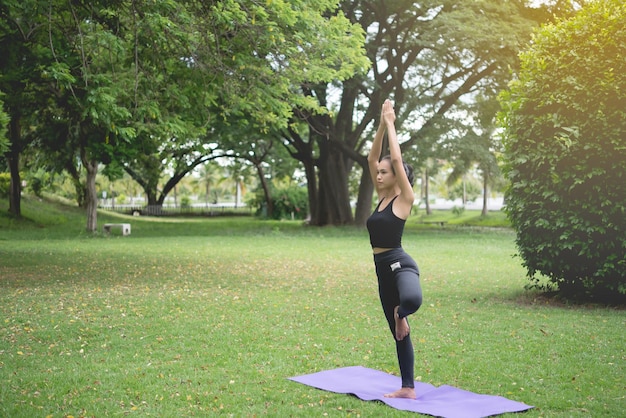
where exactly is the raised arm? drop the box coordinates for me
[383,101,415,213]
[367,110,386,192]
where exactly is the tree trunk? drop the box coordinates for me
[124,166,160,212]
[254,162,273,218]
[147,189,159,206]
[314,145,353,225]
[65,161,86,208]
[126,156,214,214]
[7,118,22,217]
[7,146,21,218]
[423,168,432,215]
[302,155,317,223]
[83,156,99,233]
[481,170,489,216]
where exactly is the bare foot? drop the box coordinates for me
[394,306,410,341]
[384,387,416,399]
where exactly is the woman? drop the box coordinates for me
[366,99,423,399]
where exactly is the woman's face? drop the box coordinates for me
[376,159,396,189]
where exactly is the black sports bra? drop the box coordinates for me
[366,196,405,248]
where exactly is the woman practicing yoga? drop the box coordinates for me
[366,99,423,399]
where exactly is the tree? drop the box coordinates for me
[284,0,547,226]
[446,95,502,215]
[2,1,368,224]
[210,107,308,218]
[117,0,368,213]
[220,129,278,218]
[10,1,221,229]
[499,0,626,302]
[50,1,138,232]
[0,0,139,229]
[112,0,221,211]
[0,0,55,217]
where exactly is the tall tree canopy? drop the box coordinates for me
[0,0,57,217]
[2,0,574,230]
[122,0,369,210]
[499,0,626,301]
[1,0,368,229]
[284,0,552,226]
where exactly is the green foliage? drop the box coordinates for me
[204,0,368,129]
[0,172,10,198]
[451,205,465,217]
[180,195,191,209]
[24,168,55,198]
[272,186,308,220]
[447,178,482,203]
[249,184,309,220]
[115,193,127,205]
[499,0,626,301]
[0,95,8,153]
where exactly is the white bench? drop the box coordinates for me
[103,223,131,236]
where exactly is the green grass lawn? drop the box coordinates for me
[0,196,624,417]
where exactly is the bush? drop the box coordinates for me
[499,0,626,302]
[451,206,465,217]
[116,194,127,205]
[0,96,8,154]
[25,168,54,198]
[0,172,10,198]
[249,185,308,220]
[180,195,191,209]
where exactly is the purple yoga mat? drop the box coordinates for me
[288,366,533,418]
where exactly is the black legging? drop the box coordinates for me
[374,248,423,388]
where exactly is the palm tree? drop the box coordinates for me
[193,163,224,207]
